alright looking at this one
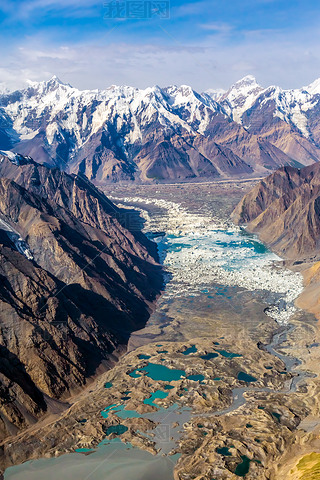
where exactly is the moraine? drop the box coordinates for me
[4,181,306,480]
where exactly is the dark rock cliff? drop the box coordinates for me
[0,153,163,443]
[231,163,320,259]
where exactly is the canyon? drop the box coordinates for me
[2,177,320,480]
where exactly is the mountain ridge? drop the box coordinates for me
[0,151,163,444]
[231,162,320,321]
[2,75,320,184]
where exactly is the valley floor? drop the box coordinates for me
[3,181,320,480]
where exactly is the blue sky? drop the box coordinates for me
[0,0,320,90]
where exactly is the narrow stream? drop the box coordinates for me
[201,324,312,418]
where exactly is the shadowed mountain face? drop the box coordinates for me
[1,76,320,183]
[231,162,320,259]
[0,152,162,442]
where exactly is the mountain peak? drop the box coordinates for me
[26,76,72,94]
[305,77,320,95]
[164,84,199,103]
[204,88,225,101]
[220,75,264,123]
[46,75,72,88]
[223,75,263,100]
[0,150,33,166]
[232,75,259,88]
[46,74,62,83]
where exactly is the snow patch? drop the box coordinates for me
[0,150,32,165]
[0,218,33,260]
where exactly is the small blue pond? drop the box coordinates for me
[104,425,128,436]
[129,370,142,378]
[143,390,169,407]
[182,345,197,355]
[130,363,186,382]
[187,374,204,382]
[217,350,242,358]
[237,372,257,383]
[234,455,252,476]
[200,352,219,360]
[101,404,140,420]
[75,448,95,453]
[216,446,232,456]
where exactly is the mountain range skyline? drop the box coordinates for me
[3,73,320,96]
[2,73,320,183]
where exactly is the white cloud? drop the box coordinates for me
[199,22,233,33]
[1,25,320,93]
[0,0,100,21]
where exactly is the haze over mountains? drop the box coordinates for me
[2,75,320,183]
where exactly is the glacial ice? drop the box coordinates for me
[111,195,303,325]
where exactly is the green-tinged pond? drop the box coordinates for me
[130,363,186,382]
[237,372,258,383]
[143,390,168,406]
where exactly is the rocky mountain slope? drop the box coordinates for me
[218,75,320,167]
[232,162,320,321]
[231,162,320,258]
[1,76,320,183]
[0,151,162,443]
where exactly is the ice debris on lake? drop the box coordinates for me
[110,195,303,325]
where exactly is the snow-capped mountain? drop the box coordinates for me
[1,75,320,183]
[216,75,265,123]
[215,75,320,132]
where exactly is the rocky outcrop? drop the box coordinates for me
[0,153,162,443]
[231,163,320,258]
